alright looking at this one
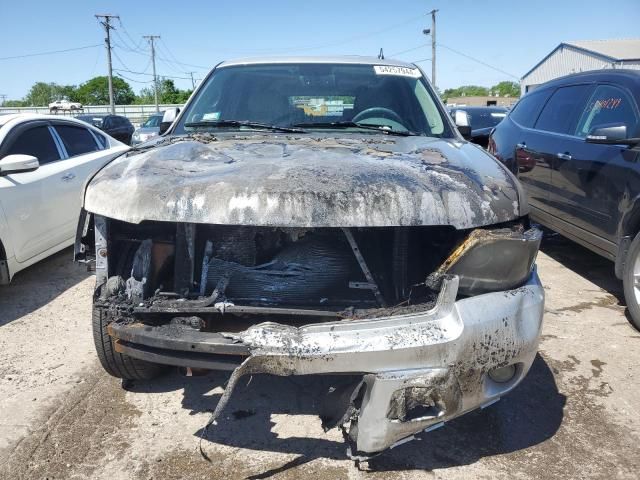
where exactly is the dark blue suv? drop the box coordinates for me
[489,70,640,329]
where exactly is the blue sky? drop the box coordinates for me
[1,0,639,100]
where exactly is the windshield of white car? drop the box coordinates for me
[174,63,451,137]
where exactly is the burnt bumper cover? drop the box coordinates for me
[109,270,544,455]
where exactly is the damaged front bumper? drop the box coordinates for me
[108,269,544,457]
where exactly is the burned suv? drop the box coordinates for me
[75,57,544,458]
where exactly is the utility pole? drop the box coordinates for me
[188,72,196,90]
[0,94,7,107]
[95,14,119,114]
[423,9,438,88]
[144,35,161,112]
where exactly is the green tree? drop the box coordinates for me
[442,85,489,100]
[490,81,520,97]
[134,78,192,105]
[24,82,77,106]
[75,76,135,105]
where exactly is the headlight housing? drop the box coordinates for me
[430,226,542,295]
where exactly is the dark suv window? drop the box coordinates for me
[112,116,131,128]
[574,84,640,138]
[55,125,99,157]
[509,90,551,128]
[5,126,61,165]
[534,85,591,135]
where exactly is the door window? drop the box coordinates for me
[55,125,100,157]
[574,85,639,138]
[534,85,591,135]
[4,126,61,164]
[509,89,551,128]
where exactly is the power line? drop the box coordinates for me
[115,72,154,84]
[112,68,195,81]
[113,31,147,53]
[436,43,520,80]
[155,46,189,74]
[112,48,136,73]
[240,12,428,54]
[389,44,428,57]
[159,38,188,70]
[117,18,145,50]
[113,43,209,70]
[0,43,102,61]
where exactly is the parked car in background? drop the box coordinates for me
[449,106,507,148]
[0,114,127,284]
[76,114,135,145]
[131,112,163,145]
[49,99,83,112]
[489,70,640,329]
[76,56,544,459]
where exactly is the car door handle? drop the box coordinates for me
[516,143,526,149]
[556,153,572,160]
[61,172,76,181]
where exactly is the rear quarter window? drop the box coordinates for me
[509,89,552,128]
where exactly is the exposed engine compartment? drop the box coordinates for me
[103,220,468,322]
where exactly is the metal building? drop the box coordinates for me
[521,38,640,94]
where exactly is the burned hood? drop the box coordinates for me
[84,134,523,228]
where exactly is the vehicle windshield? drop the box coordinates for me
[466,109,507,130]
[175,63,450,137]
[143,115,162,128]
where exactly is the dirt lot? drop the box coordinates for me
[1,235,639,480]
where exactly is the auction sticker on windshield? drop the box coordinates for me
[373,65,422,78]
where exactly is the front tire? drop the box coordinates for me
[622,232,640,331]
[93,305,166,380]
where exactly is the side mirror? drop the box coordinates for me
[0,154,39,175]
[585,124,628,144]
[454,110,472,139]
[159,107,180,135]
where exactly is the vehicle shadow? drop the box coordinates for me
[129,353,564,476]
[0,247,91,327]
[540,232,625,304]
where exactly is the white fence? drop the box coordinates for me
[0,104,184,127]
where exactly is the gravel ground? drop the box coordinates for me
[0,236,639,479]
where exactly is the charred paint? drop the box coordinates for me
[84,134,522,228]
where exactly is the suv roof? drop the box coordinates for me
[534,69,640,93]
[218,55,417,69]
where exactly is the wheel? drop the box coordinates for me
[92,241,167,380]
[92,305,166,380]
[622,232,640,331]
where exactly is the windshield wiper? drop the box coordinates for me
[291,121,421,136]
[184,119,306,133]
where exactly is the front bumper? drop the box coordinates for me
[108,270,544,455]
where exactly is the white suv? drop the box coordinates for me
[48,100,83,112]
